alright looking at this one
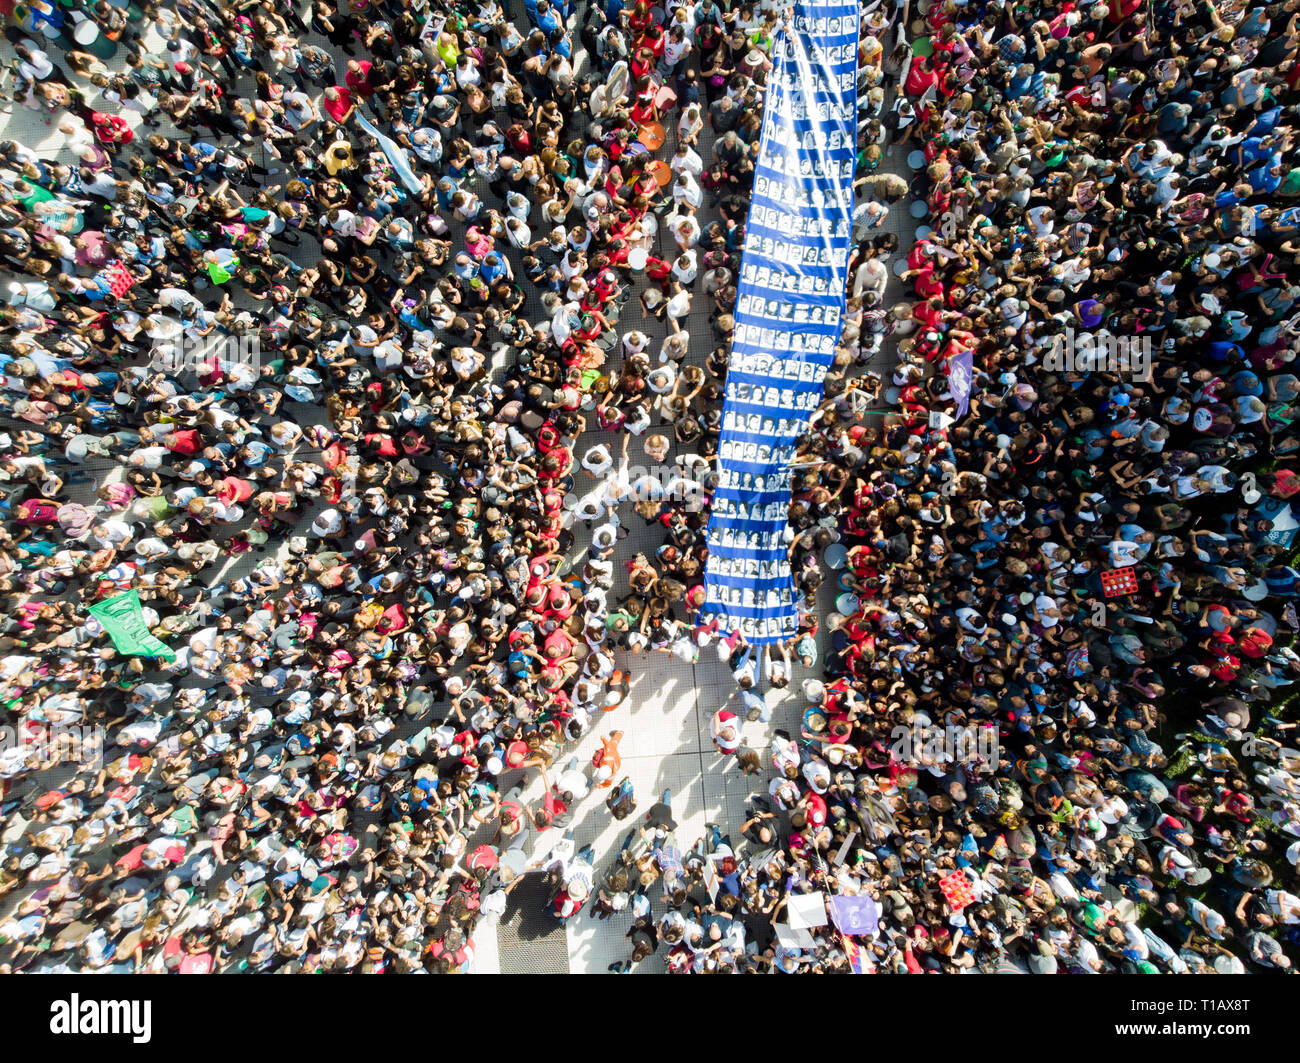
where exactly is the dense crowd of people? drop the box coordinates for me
[0,0,1298,975]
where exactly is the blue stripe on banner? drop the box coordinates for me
[764,76,860,102]
[701,0,858,647]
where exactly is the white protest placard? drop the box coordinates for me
[787,891,829,929]
[774,923,818,950]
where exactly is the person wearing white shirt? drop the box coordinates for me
[622,330,650,358]
[667,211,700,249]
[1073,936,1103,972]
[1265,888,1300,924]
[664,26,692,70]
[504,216,531,249]
[665,285,691,330]
[1108,538,1144,567]
[671,249,698,285]
[15,43,53,83]
[673,171,703,212]
[670,143,703,179]
[1026,205,1055,238]
[555,756,591,801]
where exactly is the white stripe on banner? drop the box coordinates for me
[701,0,859,646]
[354,109,426,198]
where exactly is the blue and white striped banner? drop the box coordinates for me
[702,0,858,646]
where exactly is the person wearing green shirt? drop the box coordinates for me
[1079,901,1108,935]
[164,804,198,836]
[1278,166,1300,198]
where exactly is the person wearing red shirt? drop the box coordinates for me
[533,786,569,830]
[1237,619,1275,658]
[629,92,658,128]
[645,254,674,284]
[506,122,533,155]
[344,58,375,98]
[629,46,656,82]
[913,296,945,330]
[639,23,666,61]
[321,85,356,124]
[1207,651,1242,682]
[912,265,943,300]
[904,55,937,97]
[626,0,654,36]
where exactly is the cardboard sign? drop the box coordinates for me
[703,856,720,902]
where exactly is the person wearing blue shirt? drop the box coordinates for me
[1206,340,1243,363]
[1157,102,1191,137]
[1007,64,1032,100]
[1214,185,1245,209]
[1266,566,1300,597]
[435,178,457,211]
[536,0,561,37]
[479,251,510,285]
[1233,370,1265,397]
[694,0,724,29]
[241,439,273,468]
[453,253,480,284]
[1247,162,1284,195]
[1241,135,1272,163]
[1238,5,1270,37]
[735,687,768,723]
[1248,105,1283,136]
[411,777,438,812]
[189,142,225,180]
